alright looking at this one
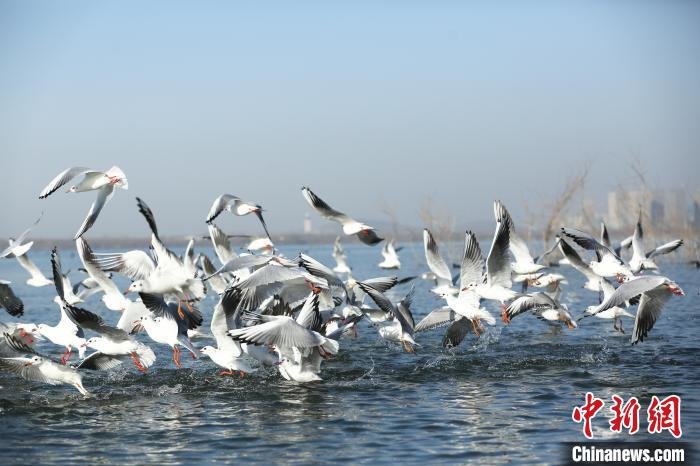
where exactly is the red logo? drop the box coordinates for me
[573,393,682,439]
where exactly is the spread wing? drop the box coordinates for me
[38,167,92,198]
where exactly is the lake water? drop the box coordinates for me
[0,241,697,465]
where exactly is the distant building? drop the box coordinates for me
[607,189,689,231]
[303,213,313,234]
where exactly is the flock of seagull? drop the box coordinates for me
[0,165,688,396]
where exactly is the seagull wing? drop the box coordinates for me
[631,286,674,344]
[422,229,452,284]
[558,237,599,282]
[63,305,131,341]
[208,223,237,265]
[73,184,114,239]
[505,292,557,320]
[0,283,24,317]
[587,276,669,318]
[561,227,624,265]
[77,351,125,370]
[228,316,324,348]
[93,250,155,281]
[485,214,512,288]
[301,186,354,225]
[415,306,456,332]
[646,239,684,259]
[38,167,92,198]
[459,230,484,290]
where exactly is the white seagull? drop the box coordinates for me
[332,237,352,274]
[200,286,255,376]
[65,306,156,373]
[378,239,401,269]
[418,231,495,336]
[301,186,383,245]
[504,292,577,329]
[37,247,88,364]
[461,201,519,320]
[581,275,684,344]
[1,214,53,287]
[205,194,271,239]
[629,214,683,274]
[0,333,89,396]
[38,166,128,239]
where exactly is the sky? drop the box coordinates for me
[1,0,699,239]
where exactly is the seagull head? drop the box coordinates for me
[82,337,100,348]
[461,282,477,292]
[26,356,41,366]
[125,280,144,294]
[667,282,685,296]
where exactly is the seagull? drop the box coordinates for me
[122,198,206,310]
[0,280,24,317]
[200,286,255,376]
[38,166,128,239]
[378,239,401,269]
[229,292,339,382]
[581,275,685,344]
[205,194,271,239]
[301,186,383,245]
[138,292,202,368]
[629,214,683,274]
[357,282,416,353]
[418,231,495,337]
[63,305,156,373]
[560,227,632,280]
[0,213,42,260]
[1,214,53,287]
[332,237,352,274]
[504,292,577,329]
[0,333,89,396]
[461,201,519,319]
[37,247,87,364]
[583,279,635,334]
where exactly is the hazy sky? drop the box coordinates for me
[1,1,699,239]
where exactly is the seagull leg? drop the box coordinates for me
[218,370,234,376]
[501,304,510,324]
[60,347,72,365]
[238,371,247,378]
[130,352,147,373]
[176,299,185,320]
[183,292,194,313]
[402,340,415,354]
[173,346,182,369]
[190,350,197,360]
[470,319,481,337]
